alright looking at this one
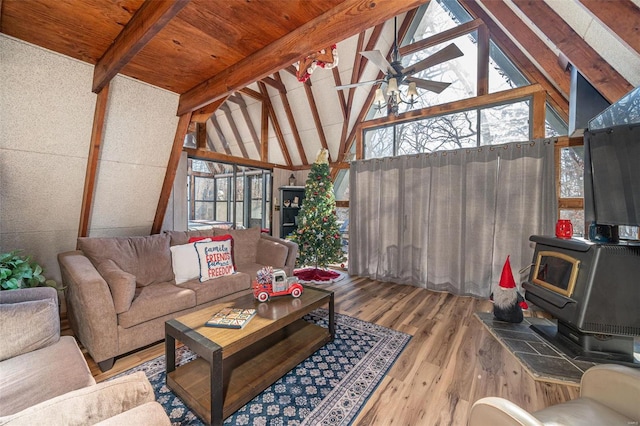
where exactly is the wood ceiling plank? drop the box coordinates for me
[177,0,428,114]
[220,104,249,158]
[577,0,640,55]
[78,83,110,239]
[152,112,191,234]
[93,0,190,93]
[259,82,292,167]
[274,72,308,165]
[511,0,633,103]
[460,0,569,120]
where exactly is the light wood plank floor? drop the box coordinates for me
[67,274,581,425]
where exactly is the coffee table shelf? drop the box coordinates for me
[165,287,334,426]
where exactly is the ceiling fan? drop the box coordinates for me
[336,17,464,113]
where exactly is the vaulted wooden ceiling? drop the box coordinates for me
[2,0,638,173]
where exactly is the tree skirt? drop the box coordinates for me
[108,309,411,425]
[294,268,345,284]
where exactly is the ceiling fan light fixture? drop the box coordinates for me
[374,88,386,106]
[407,82,418,99]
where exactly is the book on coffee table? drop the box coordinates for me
[205,307,257,329]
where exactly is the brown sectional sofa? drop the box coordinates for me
[58,227,297,371]
[0,287,170,425]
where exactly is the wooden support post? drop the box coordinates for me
[151,113,192,234]
[78,83,110,239]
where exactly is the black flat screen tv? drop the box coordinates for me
[584,124,640,231]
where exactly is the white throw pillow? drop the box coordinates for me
[170,239,211,284]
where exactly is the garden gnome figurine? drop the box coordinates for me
[491,256,528,323]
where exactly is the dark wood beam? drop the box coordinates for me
[177,0,428,114]
[577,0,640,55]
[261,76,287,93]
[220,103,249,158]
[511,0,633,103]
[183,148,276,170]
[92,0,190,93]
[285,65,312,86]
[460,0,569,120]
[151,112,191,234]
[332,68,348,121]
[258,81,292,167]
[261,101,269,162]
[210,115,232,155]
[399,18,483,56]
[195,122,206,150]
[346,31,366,117]
[78,83,110,238]
[240,87,264,101]
[303,82,332,163]
[477,23,489,96]
[191,97,227,123]
[274,72,308,165]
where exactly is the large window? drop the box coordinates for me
[187,159,271,231]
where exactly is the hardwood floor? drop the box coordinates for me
[68,275,581,425]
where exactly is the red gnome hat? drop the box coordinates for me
[499,256,517,289]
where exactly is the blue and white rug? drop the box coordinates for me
[112,309,411,425]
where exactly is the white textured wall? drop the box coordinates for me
[0,35,179,282]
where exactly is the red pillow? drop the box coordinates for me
[189,235,215,243]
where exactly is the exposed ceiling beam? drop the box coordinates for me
[183,148,277,170]
[261,101,269,162]
[177,0,428,115]
[511,0,633,103]
[210,115,232,155]
[472,1,570,99]
[220,104,249,158]
[258,81,292,167]
[261,76,287,93]
[152,112,191,234]
[356,23,385,82]
[303,82,332,163]
[460,0,569,120]
[92,0,190,93]
[240,87,264,101]
[274,72,308,165]
[227,94,261,153]
[191,96,228,123]
[285,65,312,86]
[346,32,366,115]
[577,0,640,55]
[400,18,483,56]
[332,68,349,122]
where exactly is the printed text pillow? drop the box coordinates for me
[195,235,236,282]
[170,239,211,284]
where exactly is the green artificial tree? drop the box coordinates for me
[290,149,345,270]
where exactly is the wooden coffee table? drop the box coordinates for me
[165,286,334,426]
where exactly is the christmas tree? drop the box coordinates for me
[290,149,344,269]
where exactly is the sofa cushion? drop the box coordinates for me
[225,227,261,265]
[0,299,60,362]
[165,228,223,246]
[0,371,155,426]
[94,401,171,426]
[78,234,174,287]
[170,239,211,285]
[179,272,251,305]
[195,236,236,282]
[96,259,136,314]
[117,282,196,329]
[256,237,289,269]
[0,336,95,417]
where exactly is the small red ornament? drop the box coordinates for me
[323,217,328,222]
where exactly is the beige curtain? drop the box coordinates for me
[349,139,556,297]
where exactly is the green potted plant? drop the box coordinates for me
[0,250,58,290]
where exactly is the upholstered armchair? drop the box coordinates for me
[468,364,640,426]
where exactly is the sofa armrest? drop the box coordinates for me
[58,251,118,364]
[0,371,156,426]
[0,286,58,305]
[94,402,171,426]
[580,364,640,421]
[469,397,543,426]
[259,234,298,276]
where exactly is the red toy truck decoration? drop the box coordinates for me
[252,268,303,302]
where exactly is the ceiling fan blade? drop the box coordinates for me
[405,77,452,94]
[335,79,384,90]
[360,50,393,74]
[401,43,464,76]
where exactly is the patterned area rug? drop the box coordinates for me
[111,309,410,425]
